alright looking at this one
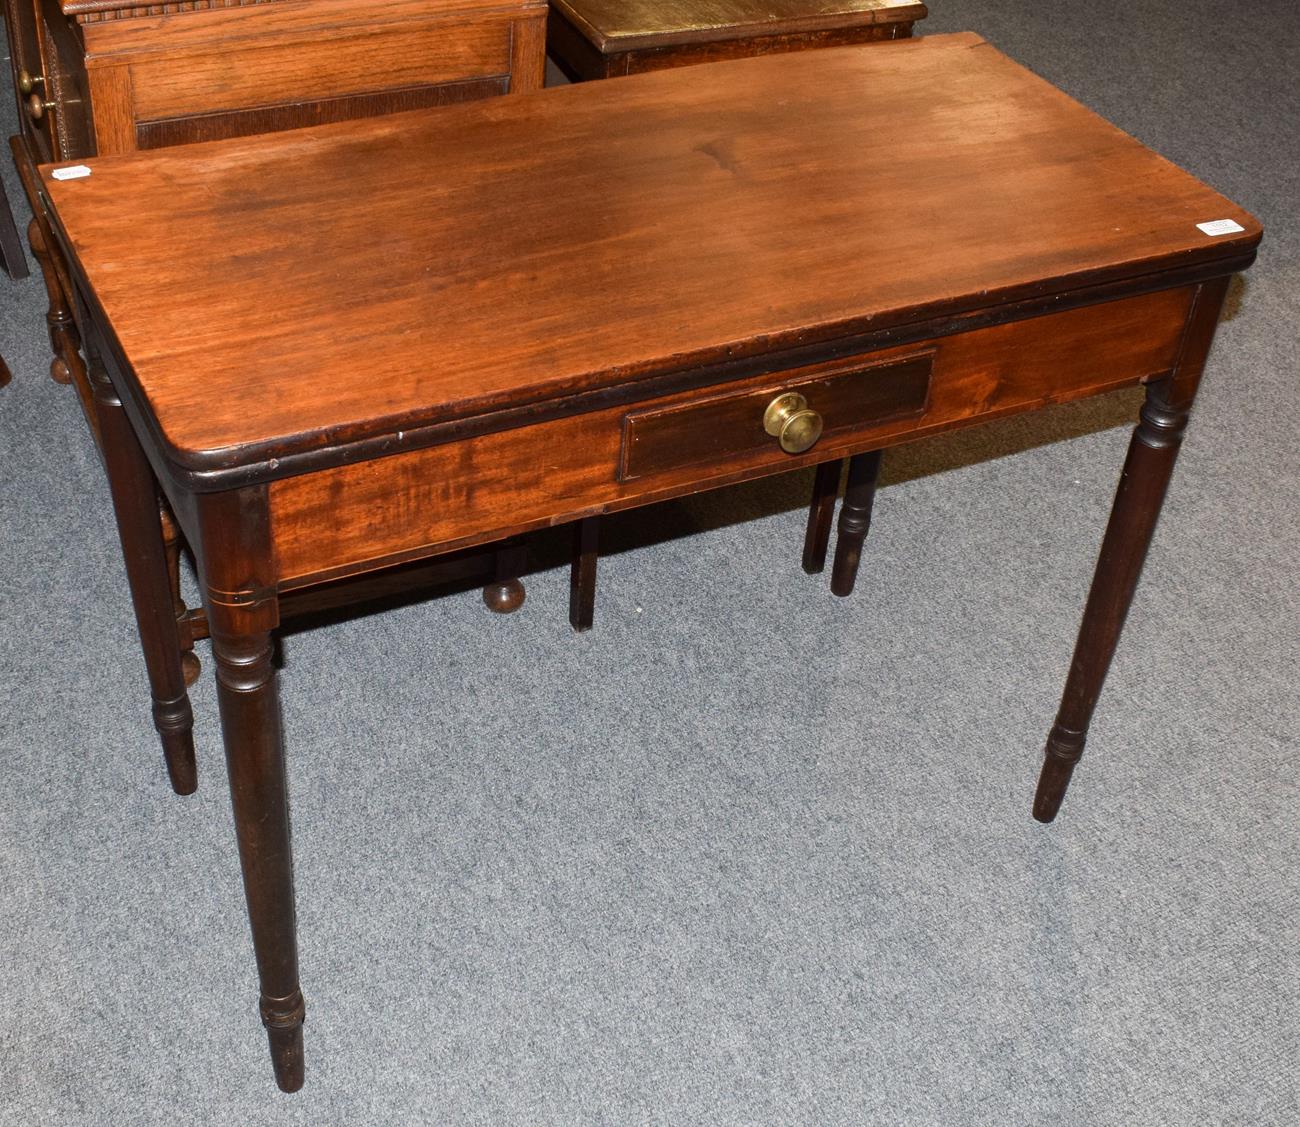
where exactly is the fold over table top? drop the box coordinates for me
[40,32,1260,479]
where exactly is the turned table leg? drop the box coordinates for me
[830,450,883,597]
[89,360,197,795]
[198,489,306,1092]
[802,460,842,575]
[569,516,599,632]
[1034,278,1229,822]
[211,626,305,1091]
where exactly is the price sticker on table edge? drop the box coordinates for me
[1197,218,1245,237]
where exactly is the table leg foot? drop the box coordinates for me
[483,540,527,613]
[1032,723,1086,823]
[261,989,307,1093]
[154,693,198,795]
[802,460,842,575]
[483,578,525,613]
[830,450,883,597]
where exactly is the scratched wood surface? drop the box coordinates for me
[41,33,1261,473]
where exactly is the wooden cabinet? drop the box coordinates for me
[4,0,546,395]
[8,0,545,162]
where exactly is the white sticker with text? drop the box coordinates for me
[1196,219,1245,236]
[51,165,92,181]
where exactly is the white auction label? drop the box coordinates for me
[50,165,92,181]
[1196,219,1246,236]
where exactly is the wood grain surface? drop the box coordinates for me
[41,33,1261,477]
[550,0,925,51]
[267,286,1194,586]
[125,15,516,121]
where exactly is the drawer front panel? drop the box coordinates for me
[268,286,1195,587]
[125,17,515,124]
[134,77,509,150]
[621,353,932,481]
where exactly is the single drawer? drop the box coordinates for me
[268,285,1196,589]
[619,353,932,481]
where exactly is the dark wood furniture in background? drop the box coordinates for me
[548,0,928,630]
[41,34,1260,1092]
[0,166,26,279]
[0,157,22,386]
[5,0,547,393]
[3,0,548,685]
[548,0,925,79]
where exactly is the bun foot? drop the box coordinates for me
[482,578,525,613]
[182,650,202,687]
[50,356,72,384]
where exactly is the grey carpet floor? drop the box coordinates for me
[2,2,1297,1124]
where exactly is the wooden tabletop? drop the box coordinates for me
[550,0,927,52]
[41,33,1260,479]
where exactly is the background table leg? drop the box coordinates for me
[569,517,599,632]
[830,450,883,597]
[0,172,28,280]
[802,459,842,575]
[1034,277,1230,822]
[27,216,81,387]
[159,502,202,687]
[89,360,197,795]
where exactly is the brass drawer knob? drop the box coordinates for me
[18,69,44,95]
[26,93,54,121]
[763,391,823,454]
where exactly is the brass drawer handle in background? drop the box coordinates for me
[27,93,55,120]
[763,391,823,454]
[18,69,44,94]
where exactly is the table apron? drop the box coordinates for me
[268,285,1195,589]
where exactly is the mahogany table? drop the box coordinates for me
[547,0,925,80]
[38,33,1260,1092]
